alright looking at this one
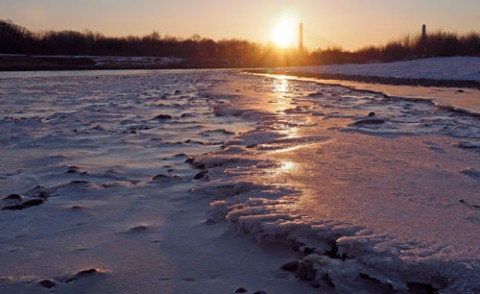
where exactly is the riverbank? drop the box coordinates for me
[0,54,232,71]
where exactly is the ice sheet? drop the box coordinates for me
[196,73,480,292]
[1,68,480,293]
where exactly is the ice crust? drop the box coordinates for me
[1,66,480,293]
[195,71,480,292]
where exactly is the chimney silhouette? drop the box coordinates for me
[299,22,304,51]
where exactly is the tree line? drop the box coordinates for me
[0,20,279,67]
[1,19,479,67]
[312,31,480,64]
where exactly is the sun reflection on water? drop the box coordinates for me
[280,161,296,172]
[279,126,299,138]
[273,76,290,93]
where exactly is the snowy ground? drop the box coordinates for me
[296,56,480,82]
[1,64,480,293]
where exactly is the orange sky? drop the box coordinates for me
[1,0,479,50]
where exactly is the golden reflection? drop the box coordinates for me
[269,160,296,186]
[279,126,299,138]
[269,145,305,154]
[280,161,296,172]
[273,76,289,93]
[268,76,292,113]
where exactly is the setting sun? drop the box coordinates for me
[271,16,296,48]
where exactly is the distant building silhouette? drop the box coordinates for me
[299,22,304,52]
[422,24,427,40]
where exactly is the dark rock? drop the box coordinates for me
[323,273,335,289]
[189,140,206,146]
[153,114,173,120]
[407,282,439,294]
[152,174,180,181]
[325,242,346,260]
[234,287,248,293]
[39,279,56,289]
[368,112,376,117]
[175,153,188,157]
[70,180,90,184]
[4,194,22,200]
[308,92,323,97]
[194,170,208,180]
[352,119,385,125]
[280,261,299,272]
[296,260,316,281]
[2,204,25,210]
[67,166,79,173]
[66,268,99,283]
[22,199,44,207]
[196,163,206,170]
[185,157,195,164]
[152,174,169,180]
[129,225,148,232]
[359,273,370,280]
[78,268,98,275]
[253,291,267,294]
[303,247,315,255]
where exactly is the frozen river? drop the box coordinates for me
[1,69,479,293]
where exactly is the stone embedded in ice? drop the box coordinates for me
[39,279,56,289]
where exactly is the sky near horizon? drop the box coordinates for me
[0,0,479,50]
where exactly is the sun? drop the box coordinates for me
[271,16,296,48]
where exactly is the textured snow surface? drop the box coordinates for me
[0,70,314,294]
[1,69,480,293]
[196,73,480,293]
[297,56,480,81]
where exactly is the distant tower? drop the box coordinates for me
[422,24,427,40]
[299,22,304,52]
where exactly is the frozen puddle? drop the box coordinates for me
[1,70,479,293]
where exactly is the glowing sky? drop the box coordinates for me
[0,0,478,50]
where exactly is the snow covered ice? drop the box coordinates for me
[295,56,480,82]
[1,58,480,293]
